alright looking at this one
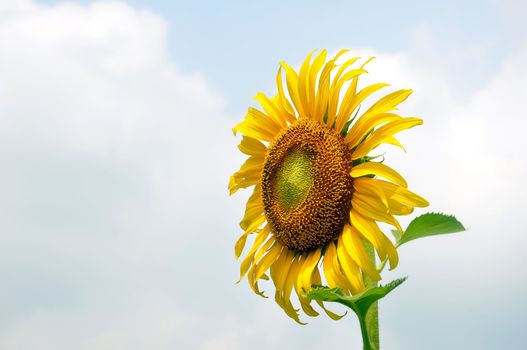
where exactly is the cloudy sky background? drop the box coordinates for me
[0,0,525,349]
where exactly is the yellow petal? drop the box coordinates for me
[350,210,398,269]
[271,249,293,312]
[387,198,414,215]
[324,241,353,294]
[355,190,415,218]
[330,56,360,90]
[298,50,316,118]
[336,83,390,133]
[351,162,408,187]
[334,75,359,133]
[233,107,282,142]
[280,61,305,118]
[248,107,283,135]
[332,55,379,132]
[374,179,429,207]
[380,233,399,270]
[228,171,260,195]
[238,156,264,174]
[238,136,267,157]
[276,67,296,117]
[234,233,250,261]
[312,268,347,320]
[327,68,367,127]
[250,243,282,295]
[299,248,321,293]
[383,136,406,152]
[364,89,413,117]
[352,117,423,159]
[342,225,381,281]
[294,254,319,317]
[352,196,403,233]
[254,233,275,262]
[255,92,287,128]
[336,233,365,293]
[235,214,265,259]
[323,243,338,288]
[239,185,263,230]
[353,177,389,208]
[228,156,263,195]
[350,210,388,262]
[353,192,389,213]
[345,113,401,148]
[274,251,294,297]
[271,94,296,125]
[313,63,332,123]
[296,292,319,317]
[333,49,351,62]
[354,83,391,111]
[308,50,327,113]
[282,256,305,324]
[238,226,271,282]
[312,50,349,123]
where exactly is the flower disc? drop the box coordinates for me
[262,118,353,252]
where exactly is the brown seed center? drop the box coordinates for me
[262,118,353,252]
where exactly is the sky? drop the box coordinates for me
[0,0,526,349]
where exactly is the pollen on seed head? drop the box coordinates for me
[262,118,353,253]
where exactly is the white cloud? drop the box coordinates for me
[0,1,242,349]
[0,0,34,13]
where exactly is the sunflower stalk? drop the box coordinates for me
[363,240,379,350]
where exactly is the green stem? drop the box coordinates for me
[358,310,373,350]
[363,241,379,350]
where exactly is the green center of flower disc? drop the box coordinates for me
[274,149,314,211]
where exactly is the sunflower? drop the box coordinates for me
[229,49,428,323]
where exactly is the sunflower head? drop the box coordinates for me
[230,49,429,323]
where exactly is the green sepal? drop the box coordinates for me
[351,154,385,167]
[390,229,402,241]
[341,106,361,137]
[307,278,407,350]
[341,119,353,136]
[397,213,466,247]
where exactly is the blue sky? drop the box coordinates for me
[0,0,526,349]
[41,0,520,111]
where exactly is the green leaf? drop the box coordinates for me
[352,278,407,314]
[307,278,407,350]
[308,277,407,317]
[397,212,466,246]
[307,286,346,302]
